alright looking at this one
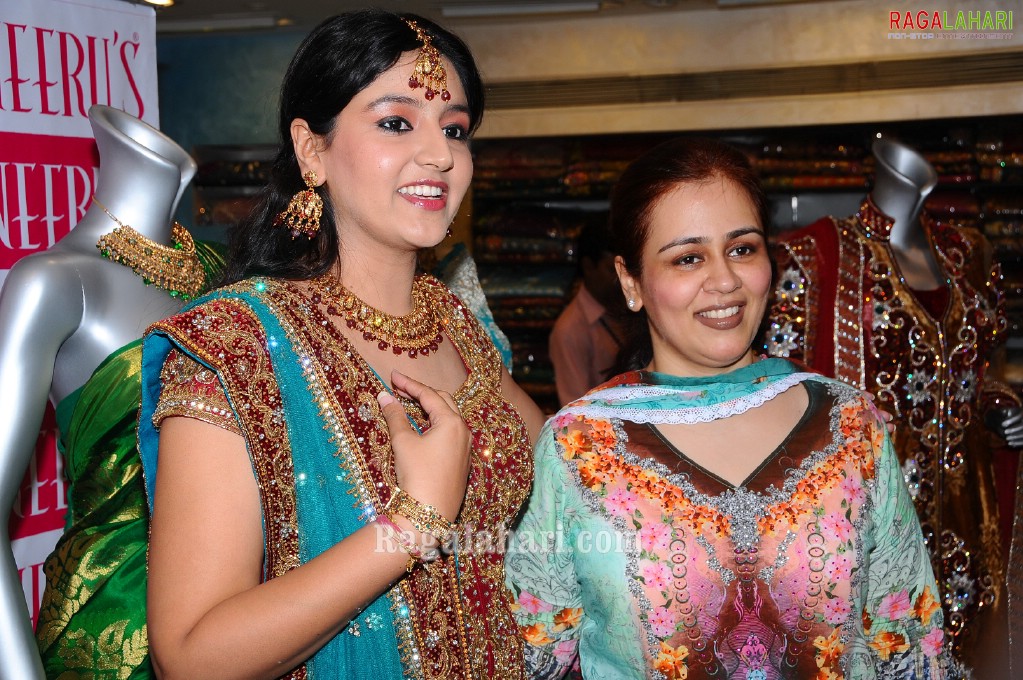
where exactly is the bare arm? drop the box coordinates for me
[147,372,469,680]
[0,257,83,680]
[502,368,547,446]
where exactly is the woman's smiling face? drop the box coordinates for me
[310,51,473,254]
[616,174,772,377]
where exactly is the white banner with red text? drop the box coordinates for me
[2,0,158,626]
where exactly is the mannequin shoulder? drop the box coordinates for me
[771,217,840,263]
[775,215,838,241]
[1,249,88,306]
[930,219,995,273]
[0,251,89,351]
[932,219,988,252]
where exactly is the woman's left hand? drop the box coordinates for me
[862,391,896,434]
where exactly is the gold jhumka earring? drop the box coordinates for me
[403,18,451,102]
[274,170,323,239]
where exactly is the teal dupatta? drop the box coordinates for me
[562,357,817,425]
[138,281,409,678]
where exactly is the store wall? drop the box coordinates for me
[156,0,1022,143]
[458,0,1022,137]
[463,0,1016,77]
[157,29,305,225]
[157,29,303,151]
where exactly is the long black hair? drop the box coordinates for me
[221,10,485,284]
[608,137,770,371]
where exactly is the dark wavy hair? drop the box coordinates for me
[221,10,485,284]
[608,136,770,371]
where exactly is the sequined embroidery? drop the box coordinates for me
[764,198,1017,660]
[151,276,531,679]
[154,348,241,435]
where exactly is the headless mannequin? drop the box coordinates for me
[871,138,944,290]
[874,139,1018,675]
[0,105,196,679]
[872,139,1023,448]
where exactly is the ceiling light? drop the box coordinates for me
[141,0,175,7]
[441,2,600,18]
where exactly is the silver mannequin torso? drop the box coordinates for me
[870,138,945,291]
[872,139,1022,442]
[0,105,197,679]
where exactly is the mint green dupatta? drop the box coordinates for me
[561,357,815,425]
[138,280,409,678]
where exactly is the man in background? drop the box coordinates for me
[549,220,626,405]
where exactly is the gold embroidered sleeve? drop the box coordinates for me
[152,348,241,435]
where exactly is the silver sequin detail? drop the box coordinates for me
[696,533,734,585]
[759,530,797,582]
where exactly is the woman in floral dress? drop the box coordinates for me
[505,137,955,679]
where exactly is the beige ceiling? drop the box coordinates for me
[147,0,771,33]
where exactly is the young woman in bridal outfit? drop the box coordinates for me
[137,10,543,679]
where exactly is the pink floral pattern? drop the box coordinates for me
[506,375,951,679]
[877,590,913,621]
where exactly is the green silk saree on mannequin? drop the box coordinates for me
[35,341,152,678]
[34,241,224,679]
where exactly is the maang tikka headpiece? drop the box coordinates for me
[403,18,450,102]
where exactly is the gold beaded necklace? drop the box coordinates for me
[93,196,206,301]
[309,274,445,358]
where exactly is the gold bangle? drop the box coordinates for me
[375,516,438,573]
[384,487,455,543]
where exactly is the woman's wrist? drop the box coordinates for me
[384,486,457,542]
[375,514,441,573]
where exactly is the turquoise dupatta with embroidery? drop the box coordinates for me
[138,281,408,679]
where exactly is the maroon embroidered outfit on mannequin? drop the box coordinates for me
[764,198,1019,662]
